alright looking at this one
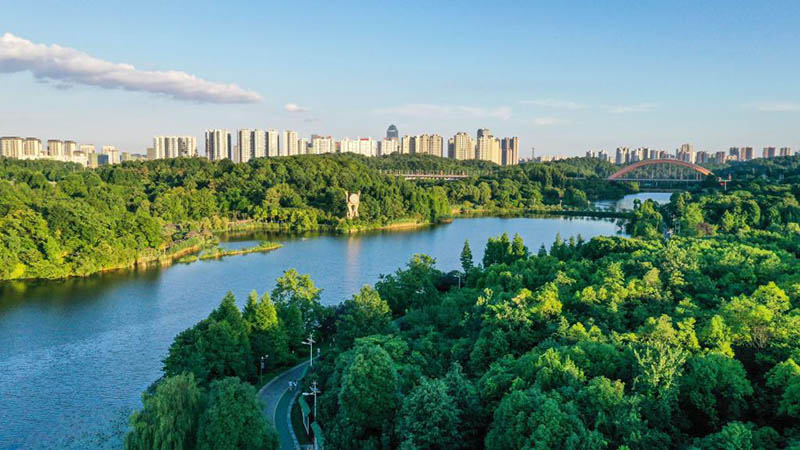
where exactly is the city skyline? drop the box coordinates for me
[2,1,800,156]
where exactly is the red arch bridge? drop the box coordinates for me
[608,159,716,183]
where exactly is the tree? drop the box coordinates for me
[244,290,291,367]
[679,353,753,432]
[196,377,279,450]
[336,285,394,348]
[486,387,606,450]
[272,269,323,346]
[125,373,203,450]
[397,378,460,450]
[338,342,399,437]
[460,239,474,273]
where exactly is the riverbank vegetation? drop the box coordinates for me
[124,154,800,448]
[125,269,330,450]
[197,240,281,260]
[0,154,633,281]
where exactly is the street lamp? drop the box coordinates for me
[302,333,316,367]
[260,354,269,381]
[302,381,322,419]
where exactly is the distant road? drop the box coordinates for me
[258,361,310,450]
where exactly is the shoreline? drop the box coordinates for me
[2,207,629,283]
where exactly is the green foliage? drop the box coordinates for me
[195,377,279,450]
[460,239,473,272]
[335,285,394,348]
[397,378,460,450]
[125,373,203,450]
[338,341,399,435]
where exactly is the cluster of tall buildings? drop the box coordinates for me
[199,125,520,166]
[585,143,794,165]
[147,136,197,160]
[0,136,144,167]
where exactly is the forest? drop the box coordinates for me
[124,155,800,449]
[0,154,629,281]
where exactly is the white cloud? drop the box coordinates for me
[533,117,568,126]
[520,99,587,110]
[374,103,512,120]
[284,103,309,112]
[0,33,262,103]
[607,103,658,114]
[749,101,800,112]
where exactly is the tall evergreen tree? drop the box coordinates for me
[460,239,474,272]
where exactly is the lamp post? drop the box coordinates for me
[302,333,316,367]
[302,381,322,419]
[260,354,269,381]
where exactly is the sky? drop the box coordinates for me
[1,0,799,158]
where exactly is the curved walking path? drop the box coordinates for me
[258,360,310,450]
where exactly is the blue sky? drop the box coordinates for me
[1,0,799,157]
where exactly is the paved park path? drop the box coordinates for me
[258,361,310,450]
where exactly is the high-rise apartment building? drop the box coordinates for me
[252,129,266,158]
[779,147,792,157]
[501,137,520,166]
[0,137,23,158]
[476,134,501,164]
[742,147,754,161]
[151,136,196,159]
[450,132,475,160]
[310,135,334,154]
[400,135,412,154]
[23,138,42,158]
[64,141,77,158]
[298,138,309,155]
[285,130,299,155]
[728,147,740,161]
[380,138,399,155]
[237,129,253,163]
[47,140,64,158]
[205,129,231,161]
[386,124,399,139]
[763,147,777,158]
[266,129,280,157]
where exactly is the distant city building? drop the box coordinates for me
[285,130,299,156]
[501,137,520,166]
[252,129,266,158]
[449,132,475,160]
[400,135,412,154]
[715,151,727,164]
[779,147,792,157]
[763,146,777,158]
[476,132,501,165]
[310,135,334,154]
[237,129,252,163]
[0,137,23,158]
[266,129,280,157]
[386,124,399,139]
[23,137,42,158]
[152,136,197,159]
[380,138,399,155]
[205,129,231,161]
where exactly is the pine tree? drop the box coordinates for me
[460,239,474,272]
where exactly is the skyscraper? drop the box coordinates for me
[237,129,252,163]
[205,129,231,161]
[450,132,475,160]
[252,129,266,158]
[285,130,299,155]
[501,137,520,166]
[386,124,399,139]
[266,129,279,157]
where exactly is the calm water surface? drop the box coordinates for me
[0,214,628,449]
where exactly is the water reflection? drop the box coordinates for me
[0,215,624,450]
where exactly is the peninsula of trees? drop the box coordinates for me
[0,154,629,281]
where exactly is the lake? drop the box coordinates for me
[0,208,636,449]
